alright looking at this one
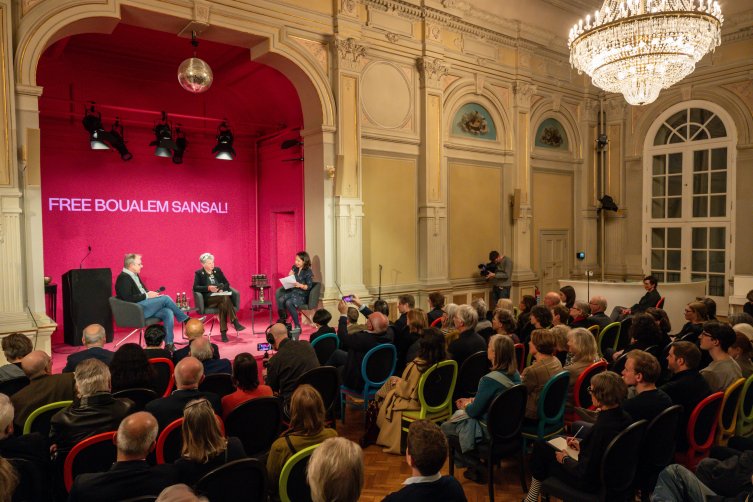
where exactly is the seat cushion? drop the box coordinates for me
[541,476,598,502]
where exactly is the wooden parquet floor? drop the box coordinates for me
[336,407,531,502]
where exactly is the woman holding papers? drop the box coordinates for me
[275,251,313,339]
[193,252,245,342]
[522,371,633,501]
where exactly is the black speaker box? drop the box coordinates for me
[62,268,114,345]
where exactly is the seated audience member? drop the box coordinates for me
[559,285,576,310]
[745,290,753,318]
[520,305,553,347]
[700,321,743,392]
[551,305,571,327]
[442,334,520,483]
[551,325,570,366]
[609,313,662,362]
[68,412,179,501]
[447,305,486,368]
[522,329,563,422]
[265,323,319,413]
[309,308,335,344]
[109,343,158,393]
[495,298,514,313]
[384,420,466,501]
[427,292,445,326]
[346,306,367,334]
[333,301,392,392]
[677,301,708,344]
[440,303,459,336]
[730,313,753,329]
[144,325,172,360]
[156,484,207,502]
[0,333,32,383]
[395,308,426,374]
[11,351,75,430]
[697,296,718,321]
[172,319,220,364]
[0,456,17,501]
[620,350,672,423]
[394,294,415,335]
[491,308,518,343]
[373,299,391,317]
[372,330,446,454]
[730,330,753,378]
[518,295,537,326]
[564,328,600,409]
[175,398,245,485]
[652,464,753,502]
[612,274,661,320]
[544,291,562,310]
[307,437,364,502]
[145,357,222,430]
[0,393,49,483]
[190,337,231,375]
[660,341,711,452]
[646,307,673,346]
[473,299,494,338]
[221,353,273,419]
[586,296,610,333]
[735,323,753,343]
[50,359,134,457]
[523,371,632,501]
[63,324,114,373]
[569,301,591,330]
[267,385,337,499]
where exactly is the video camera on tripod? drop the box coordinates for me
[478,262,497,277]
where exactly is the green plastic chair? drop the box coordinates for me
[597,322,622,357]
[279,443,319,502]
[736,373,753,437]
[23,400,73,435]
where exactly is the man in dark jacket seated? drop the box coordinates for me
[50,359,134,457]
[189,337,231,375]
[611,275,661,321]
[62,324,114,373]
[68,411,178,502]
[448,305,486,369]
[620,350,673,423]
[172,319,220,364]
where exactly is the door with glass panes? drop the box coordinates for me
[644,104,734,305]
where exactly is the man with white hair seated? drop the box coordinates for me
[63,324,114,373]
[190,337,231,376]
[192,252,245,343]
[0,393,49,479]
[68,412,179,501]
[49,359,134,457]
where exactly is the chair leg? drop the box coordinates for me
[116,328,142,347]
[487,458,495,502]
[518,449,528,493]
[448,444,455,476]
[340,392,346,424]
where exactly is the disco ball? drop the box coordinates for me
[177,57,213,94]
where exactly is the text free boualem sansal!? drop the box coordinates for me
[47,197,229,214]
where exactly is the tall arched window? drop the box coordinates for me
[644,103,735,301]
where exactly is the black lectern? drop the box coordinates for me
[62,268,114,345]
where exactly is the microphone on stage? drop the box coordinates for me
[157,286,166,293]
[79,245,92,269]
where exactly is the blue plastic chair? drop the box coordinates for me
[339,343,396,423]
[521,371,570,448]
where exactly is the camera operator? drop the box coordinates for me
[483,250,512,306]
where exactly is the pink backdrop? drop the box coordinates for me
[37,25,305,342]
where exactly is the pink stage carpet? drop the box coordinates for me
[49,312,315,374]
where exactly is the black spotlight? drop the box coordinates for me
[108,117,132,161]
[212,121,236,160]
[596,134,609,150]
[598,195,619,212]
[150,111,178,158]
[82,104,109,150]
[172,127,187,165]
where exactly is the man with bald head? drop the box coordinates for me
[543,291,562,310]
[68,412,179,501]
[145,357,221,430]
[11,350,75,430]
[334,295,393,391]
[172,318,220,364]
[63,323,115,373]
[266,322,319,412]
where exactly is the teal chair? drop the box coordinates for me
[309,333,340,365]
[23,400,73,435]
[339,343,396,423]
[598,321,622,357]
[279,444,319,502]
[521,371,570,448]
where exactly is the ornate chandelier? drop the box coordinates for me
[568,0,723,106]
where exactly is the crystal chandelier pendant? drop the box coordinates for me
[568,0,723,106]
[177,32,213,94]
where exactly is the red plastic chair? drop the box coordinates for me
[675,392,724,471]
[430,317,443,328]
[64,431,117,492]
[148,357,175,398]
[656,297,666,309]
[565,359,607,425]
[156,415,225,464]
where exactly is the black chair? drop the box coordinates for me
[9,457,49,502]
[452,350,490,406]
[541,419,648,502]
[617,317,633,351]
[279,444,317,502]
[449,384,528,502]
[612,352,628,375]
[294,366,339,424]
[193,287,240,337]
[112,388,158,411]
[109,296,162,346]
[296,282,322,325]
[310,333,339,365]
[0,376,30,396]
[195,458,267,502]
[199,373,235,397]
[224,396,282,456]
[637,405,683,501]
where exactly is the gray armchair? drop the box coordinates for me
[109,296,162,347]
[193,287,240,336]
[297,282,322,325]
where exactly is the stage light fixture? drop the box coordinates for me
[212,121,236,160]
[82,104,109,150]
[172,127,187,165]
[108,117,132,161]
[150,111,178,158]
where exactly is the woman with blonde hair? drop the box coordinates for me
[267,384,337,499]
[307,437,364,502]
[396,308,427,374]
[564,328,600,408]
[175,398,246,484]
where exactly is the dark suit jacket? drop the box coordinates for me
[172,340,220,364]
[62,346,115,373]
[11,373,76,430]
[448,329,487,369]
[145,389,222,430]
[202,358,232,376]
[660,369,712,451]
[587,312,611,332]
[115,271,148,303]
[337,314,393,391]
[193,267,231,304]
[68,460,179,502]
[631,289,661,314]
